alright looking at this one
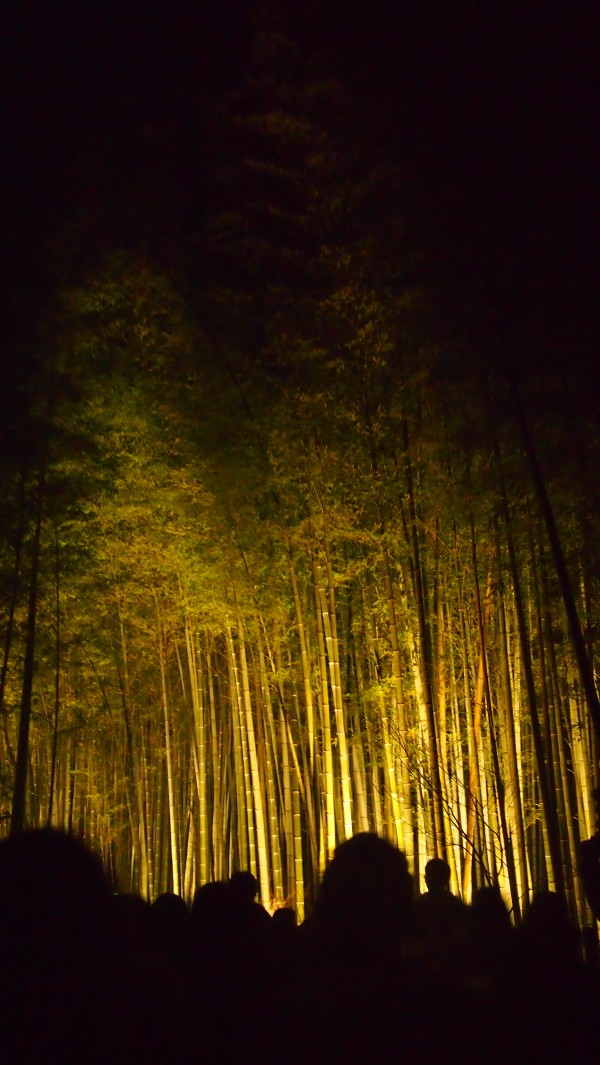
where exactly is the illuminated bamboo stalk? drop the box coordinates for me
[185,618,209,886]
[540,558,586,920]
[379,689,404,848]
[115,605,150,897]
[289,555,316,773]
[258,646,284,902]
[183,810,196,901]
[438,595,462,895]
[370,735,384,835]
[394,557,432,854]
[157,606,181,896]
[496,446,564,896]
[157,768,170,893]
[434,578,462,892]
[529,534,568,891]
[401,416,445,858]
[449,663,467,885]
[281,701,294,899]
[0,470,25,772]
[287,654,318,875]
[381,546,414,866]
[547,653,584,918]
[292,755,305,921]
[140,728,155,899]
[568,666,593,840]
[354,644,384,836]
[414,732,428,889]
[226,625,251,871]
[259,625,318,875]
[206,643,224,881]
[461,574,489,901]
[181,745,195,903]
[319,553,353,839]
[321,553,353,843]
[471,524,520,914]
[512,380,600,746]
[352,727,370,832]
[237,617,270,904]
[11,463,45,834]
[312,557,336,858]
[495,530,529,911]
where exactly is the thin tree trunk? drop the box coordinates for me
[319,551,354,839]
[259,646,284,902]
[0,471,26,769]
[511,378,600,750]
[226,625,251,872]
[382,546,414,866]
[495,525,529,911]
[47,532,61,825]
[313,557,336,858]
[401,416,445,856]
[11,464,45,834]
[496,447,565,896]
[157,604,181,896]
[237,617,270,905]
[471,520,521,919]
[461,572,491,900]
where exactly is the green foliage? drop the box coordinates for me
[1,17,597,921]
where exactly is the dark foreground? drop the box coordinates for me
[0,829,598,1065]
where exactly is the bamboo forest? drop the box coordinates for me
[2,7,599,937]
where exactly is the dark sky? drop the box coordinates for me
[2,1,598,376]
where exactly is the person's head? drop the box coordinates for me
[272,905,297,931]
[316,832,413,946]
[229,870,259,905]
[0,827,111,961]
[190,880,230,943]
[471,885,512,936]
[424,857,451,894]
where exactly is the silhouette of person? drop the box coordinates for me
[411,857,468,976]
[510,889,600,1065]
[291,833,482,1065]
[0,828,187,1064]
[0,828,112,1063]
[579,786,600,921]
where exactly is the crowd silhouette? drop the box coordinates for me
[0,828,598,1064]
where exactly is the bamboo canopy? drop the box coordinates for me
[1,10,598,937]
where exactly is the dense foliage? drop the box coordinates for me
[1,8,598,927]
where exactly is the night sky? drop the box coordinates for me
[2,1,598,386]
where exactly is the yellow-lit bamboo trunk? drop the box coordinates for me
[157,607,181,896]
[461,574,490,901]
[318,554,354,840]
[382,546,414,868]
[226,627,249,871]
[263,672,284,903]
[237,618,270,905]
[313,557,336,860]
[185,620,209,886]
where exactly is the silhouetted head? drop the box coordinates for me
[471,885,512,935]
[272,905,297,931]
[525,889,570,930]
[152,890,188,922]
[190,880,231,939]
[151,891,188,953]
[424,857,452,894]
[0,827,111,961]
[108,892,152,952]
[229,869,259,904]
[522,889,579,964]
[316,833,413,950]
